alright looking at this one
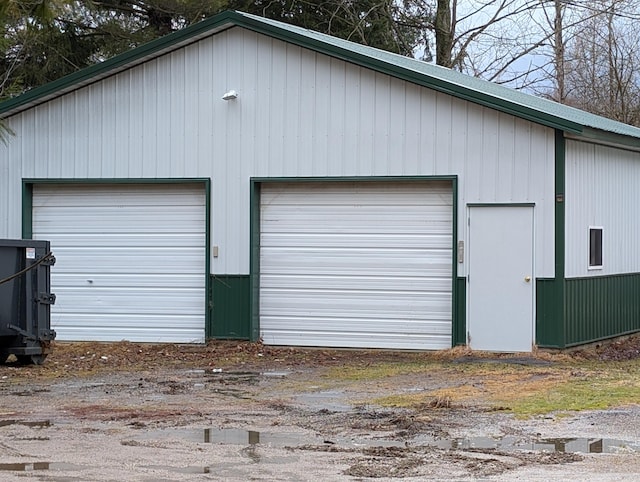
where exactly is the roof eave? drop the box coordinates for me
[566,127,640,152]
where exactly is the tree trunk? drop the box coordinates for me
[553,0,565,102]
[435,0,453,67]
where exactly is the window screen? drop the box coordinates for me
[589,227,603,268]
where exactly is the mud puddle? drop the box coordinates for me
[412,434,640,454]
[134,427,640,455]
[0,419,51,428]
[0,462,81,472]
[183,369,293,399]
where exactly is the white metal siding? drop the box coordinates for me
[565,139,640,277]
[259,182,452,349]
[0,26,555,280]
[32,184,206,342]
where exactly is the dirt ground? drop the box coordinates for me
[1,339,640,481]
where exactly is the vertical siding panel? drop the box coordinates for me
[566,139,640,277]
[85,84,102,178]
[373,72,390,175]
[73,90,89,178]
[434,93,453,176]
[213,33,230,272]
[60,96,75,178]
[239,29,257,181]
[1,116,20,236]
[183,44,199,178]
[450,100,467,176]
[313,54,330,176]
[196,39,214,176]
[226,29,245,273]
[101,78,117,178]
[142,61,158,176]
[34,105,49,178]
[479,109,498,201]
[155,57,171,177]
[9,117,22,236]
[268,39,286,175]
[328,58,346,175]
[297,48,316,177]
[403,83,421,175]
[496,114,515,200]
[357,68,375,176]
[170,51,186,177]
[464,104,483,203]
[114,72,130,177]
[388,78,406,175]
[282,43,301,176]
[254,36,272,176]
[47,99,63,178]
[21,112,36,178]
[418,88,436,174]
[511,120,530,199]
[343,64,361,174]
[128,68,144,178]
[0,138,8,236]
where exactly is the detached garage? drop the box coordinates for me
[3,11,640,351]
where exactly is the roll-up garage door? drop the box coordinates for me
[259,181,453,350]
[32,183,206,342]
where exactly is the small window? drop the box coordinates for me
[589,227,603,269]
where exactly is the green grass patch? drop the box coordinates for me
[324,360,443,381]
[499,370,640,417]
[334,358,640,418]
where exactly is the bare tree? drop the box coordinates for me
[563,0,640,125]
[412,0,548,79]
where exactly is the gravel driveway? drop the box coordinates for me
[0,341,639,481]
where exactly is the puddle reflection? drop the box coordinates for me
[0,462,80,472]
[139,427,640,455]
[0,419,51,428]
[416,434,640,454]
[143,427,313,446]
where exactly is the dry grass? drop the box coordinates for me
[4,338,640,417]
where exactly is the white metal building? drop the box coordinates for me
[2,11,640,351]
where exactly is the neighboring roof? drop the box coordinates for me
[2,10,640,144]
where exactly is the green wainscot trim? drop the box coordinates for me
[536,278,565,348]
[209,275,251,340]
[453,277,466,346]
[564,273,640,347]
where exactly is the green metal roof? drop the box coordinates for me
[3,10,640,144]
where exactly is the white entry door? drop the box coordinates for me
[467,206,534,352]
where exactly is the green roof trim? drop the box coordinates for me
[3,10,640,143]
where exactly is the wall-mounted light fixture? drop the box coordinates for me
[222,90,238,101]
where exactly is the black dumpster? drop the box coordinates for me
[0,239,56,364]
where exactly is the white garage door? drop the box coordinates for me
[259,181,453,350]
[32,183,206,343]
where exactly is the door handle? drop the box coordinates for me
[524,276,531,282]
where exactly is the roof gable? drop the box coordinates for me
[2,10,640,144]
